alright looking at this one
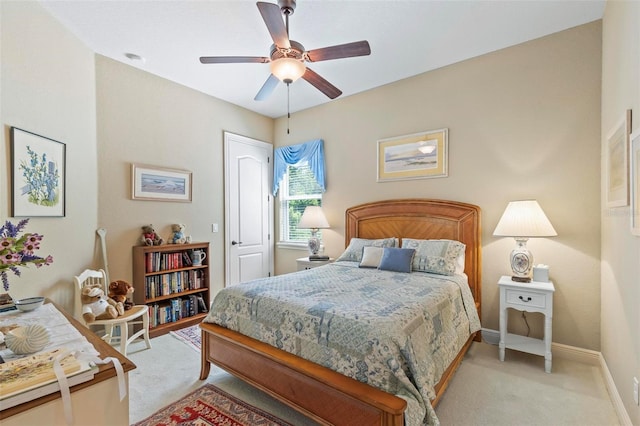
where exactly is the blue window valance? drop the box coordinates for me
[273,139,326,196]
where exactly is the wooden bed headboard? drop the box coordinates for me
[345,199,482,318]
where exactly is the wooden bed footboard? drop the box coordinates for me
[199,322,407,426]
[200,322,477,425]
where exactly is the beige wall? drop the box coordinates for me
[95,56,273,300]
[274,22,603,351]
[0,1,98,311]
[601,1,640,423]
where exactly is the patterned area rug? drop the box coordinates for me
[169,324,201,352]
[132,384,293,426]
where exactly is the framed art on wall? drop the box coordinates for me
[11,127,66,217]
[605,110,631,208]
[630,129,640,236]
[131,163,192,202]
[377,128,448,182]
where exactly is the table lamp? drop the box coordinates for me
[493,200,557,282]
[298,206,330,260]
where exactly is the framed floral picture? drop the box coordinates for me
[131,163,192,202]
[377,128,448,182]
[630,129,640,236]
[605,110,631,208]
[11,127,66,217]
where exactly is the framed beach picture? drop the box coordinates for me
[131,163,192,202]
[606,110,631,208]
[11,127,66,217]
[377,128,448,182]
[630,129,640,236]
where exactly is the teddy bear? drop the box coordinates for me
[141,224,164,246]
[81,283,124,323]
[169,223,192,244]
[108,280,134,311]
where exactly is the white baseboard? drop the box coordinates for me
[599,352,633,426]
[479,328,631,425]
[480,328,499,345]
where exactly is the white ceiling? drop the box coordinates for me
[39,0,605,119]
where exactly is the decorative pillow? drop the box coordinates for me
[378,247,415,273]
[359,246,384,268]
[401,238,466,276]
[336,237,397,263]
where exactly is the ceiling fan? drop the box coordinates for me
[199,0,371,101]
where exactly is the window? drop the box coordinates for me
[273,139,325,246]
[279,161,323,244]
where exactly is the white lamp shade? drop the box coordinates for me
[493,200,557,238]
[298,206,330,230]
[270,58,306,83]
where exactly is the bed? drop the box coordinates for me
[199,199,482,425]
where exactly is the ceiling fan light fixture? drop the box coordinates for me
[271,57,306,83]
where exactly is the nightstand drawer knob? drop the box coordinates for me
[519,296,532,302]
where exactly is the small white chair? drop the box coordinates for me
[73,269,151,355]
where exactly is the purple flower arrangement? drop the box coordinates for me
[0,219,53,291]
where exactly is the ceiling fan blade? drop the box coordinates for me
[306,40,371,62]
[257,2,290,49]
[302,68,342,99]
[254,74,280,101]
[200,56,269,64]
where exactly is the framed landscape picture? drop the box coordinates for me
[606,110,631,208]
[11,127,66,217]
[630,129,640,236]
[131,163,192,202]
[377,128,448,182]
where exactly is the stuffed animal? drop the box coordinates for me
[81,283,124,323]
[141,224,163,246]
[169,223,191,244]
[108,280,134,311]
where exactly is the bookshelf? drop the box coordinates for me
[132,242,210,338]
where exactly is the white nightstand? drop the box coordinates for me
[296,257,334,271]
[498,275,555,373]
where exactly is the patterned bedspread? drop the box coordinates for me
[204,262,481,425]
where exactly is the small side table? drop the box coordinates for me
[498,275,555,373]
[296,257,334,271]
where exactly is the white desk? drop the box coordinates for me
[0,301,135,425]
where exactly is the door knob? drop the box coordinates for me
[231,240,242,246]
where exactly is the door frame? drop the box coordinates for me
[223,131,274,287]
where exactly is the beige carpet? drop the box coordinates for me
[435,342,620,425]
[126,334,620,426]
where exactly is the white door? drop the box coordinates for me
[224,132,273,287]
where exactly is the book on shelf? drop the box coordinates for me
[0,348,97,410]
[196,295,208,313]
[188,294,198,316]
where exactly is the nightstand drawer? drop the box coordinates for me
[505,289,546,309]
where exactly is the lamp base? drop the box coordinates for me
[307,233,320,257]
[510,238,533,283]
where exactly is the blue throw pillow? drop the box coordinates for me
[378,247,415,273]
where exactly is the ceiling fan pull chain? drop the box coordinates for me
[287,82,291,134]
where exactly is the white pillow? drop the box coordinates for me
[359,246,384,268]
